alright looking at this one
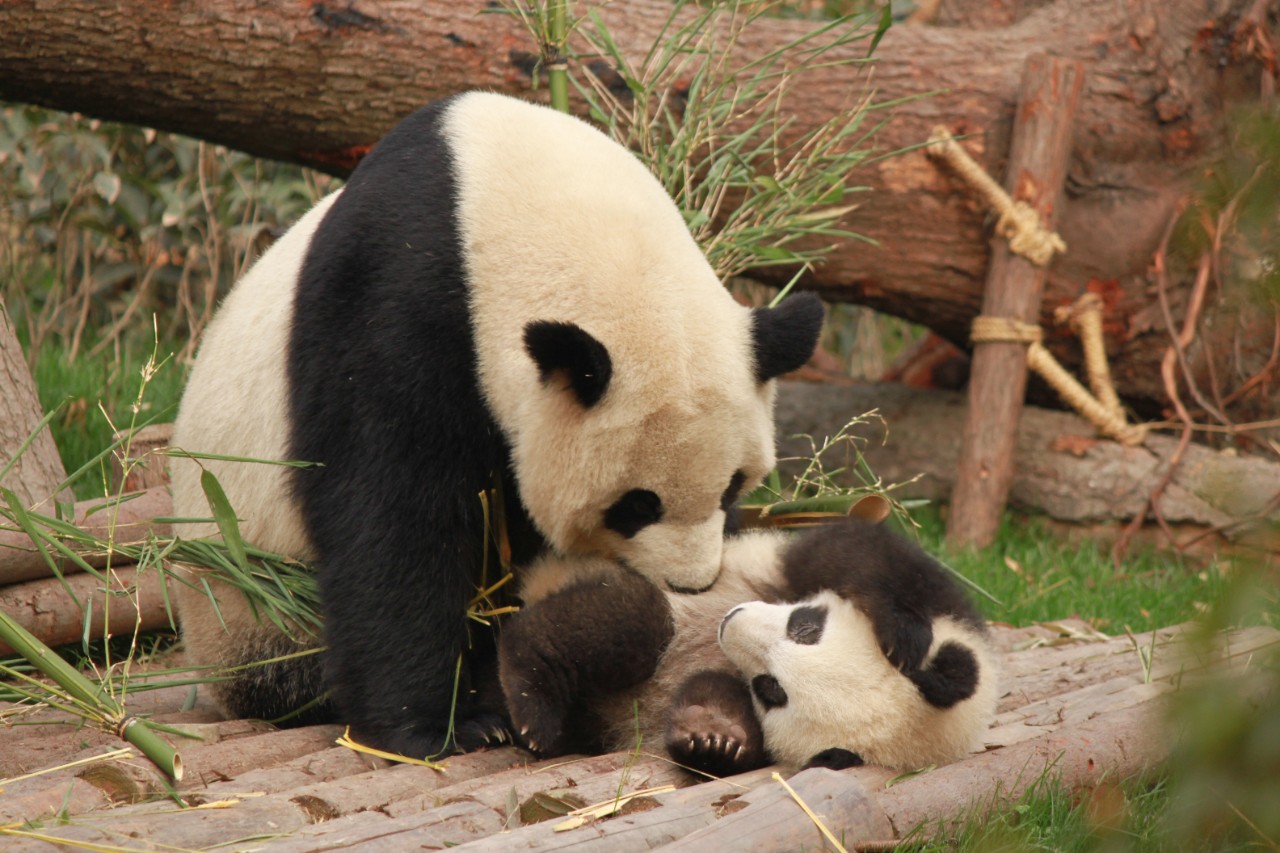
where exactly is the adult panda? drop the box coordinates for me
[499,518,998,775]
[169,92,824,759]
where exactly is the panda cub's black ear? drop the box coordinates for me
[524,321,613,408]
[803,747,864,771]
[750,292,825,383]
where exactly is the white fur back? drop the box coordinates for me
[169,193,340,661]
[169,192,340,554]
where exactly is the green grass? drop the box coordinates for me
[903,508,1228,634]
[27,331,186,500]
[900,771,1265,853]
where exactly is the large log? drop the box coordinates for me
[0,0,1273,414]
[774,381,1280,531]
[0,566,171,656]
[0,486,173,585]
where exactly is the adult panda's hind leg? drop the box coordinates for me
[174,568,333,724]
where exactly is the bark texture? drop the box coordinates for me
[948,54,1085,548]
[0,303,69,507]
[0,0,1274,414]
[775,380,1280,530]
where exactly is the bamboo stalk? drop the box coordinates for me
[547,0,569,113]
[0,609,182,782]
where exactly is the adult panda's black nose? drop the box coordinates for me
[719,605,744,641]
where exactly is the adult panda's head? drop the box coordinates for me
[446,92,825,593]
[515,297,822,592]
[718,591,994,770]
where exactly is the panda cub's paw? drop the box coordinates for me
[666,670,766,777]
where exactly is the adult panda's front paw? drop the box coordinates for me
[503,679,572,756]
[452,712,515,751]
[350,713,514,761]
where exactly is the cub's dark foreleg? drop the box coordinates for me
[779,518,956,674]
[500,570,673,756]
[906,640,979,709]
[666,670,767,777]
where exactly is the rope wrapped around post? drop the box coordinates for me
[1056,293,1125,422]
[926,126,1067,268]
[969,313,1146,446]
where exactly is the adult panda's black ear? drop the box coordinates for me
[524,321,613,408]
[750,292,825,383]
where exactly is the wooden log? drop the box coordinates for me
[0,566,171,656]
[0,719,275,821]
[947,54,1086,549]
[660,768,894,853]
[260,752,700,851]
[0,485,172,585]
[0,303,69,509]
[30,748,523,850]
[434,767,787,853]
[110,423,173,492]
[0,0,1273,416]
[773,381,1280,531]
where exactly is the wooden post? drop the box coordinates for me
[946,55,1085,549]
[0,301,71,508]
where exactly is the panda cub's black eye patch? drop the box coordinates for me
[751,674,788,709]
[604,489,664,539]
[786,605,827,646]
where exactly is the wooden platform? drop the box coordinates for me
[2,620,1276,851]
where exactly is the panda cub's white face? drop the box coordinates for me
[718,590,969,770]
[719,590,996,770]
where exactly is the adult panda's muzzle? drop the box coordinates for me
[621,513,725,593]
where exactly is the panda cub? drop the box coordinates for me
[499,518,997,775]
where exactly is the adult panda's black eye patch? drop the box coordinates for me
[604,489,664,538]
[751,674,788,709]
[786,605,827,645]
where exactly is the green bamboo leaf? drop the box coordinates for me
[869,4,894,57]
[199,470,249,571]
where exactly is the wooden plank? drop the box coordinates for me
[945,53,1087,548]
[417,767,790,853]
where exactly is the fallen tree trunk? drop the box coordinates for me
[0,0,1274,415]
[774,380,1280,532]
[0,486,172,585]
[0,566,171,655]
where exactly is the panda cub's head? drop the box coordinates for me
[718,591,995,770]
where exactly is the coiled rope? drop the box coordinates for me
[929,127,1146,446]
